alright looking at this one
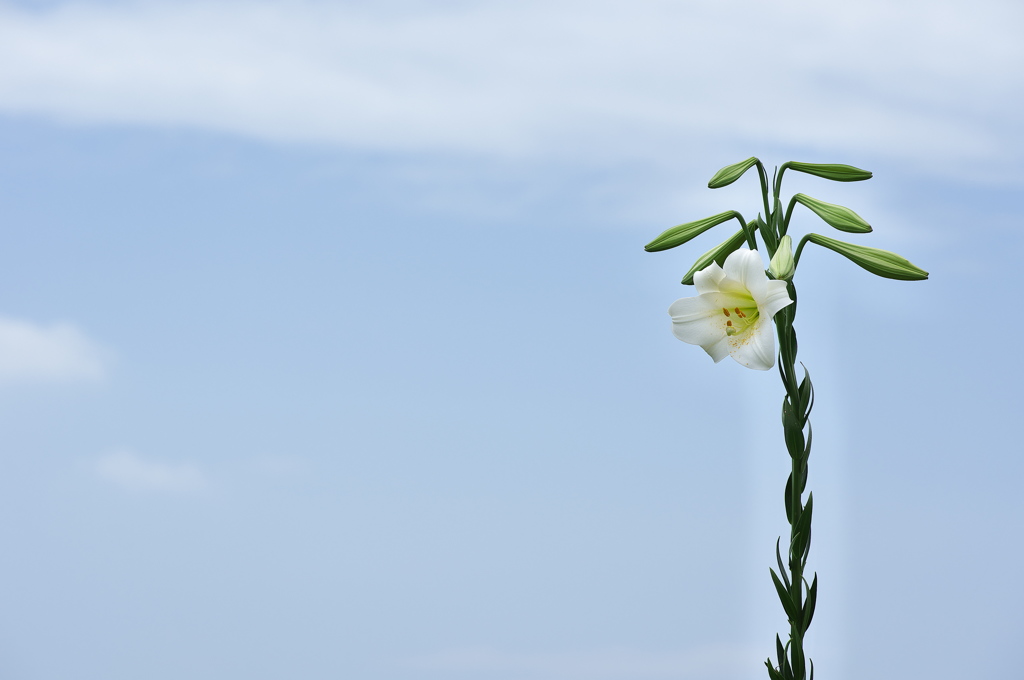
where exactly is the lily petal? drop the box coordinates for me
[761,280,794,318]
[669,295,724,347]
[704,335,732,363]
[693,262,726,295]
[721,249,769,301]
[729,316,776,370]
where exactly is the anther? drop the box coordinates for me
[722,308,731,316]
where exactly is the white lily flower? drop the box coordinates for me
[668,249,793,370]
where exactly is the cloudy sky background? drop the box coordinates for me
[0,1,1021,679]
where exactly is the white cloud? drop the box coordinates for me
[0,316,107,383]
[96,449,209,493]
[408,645,758,679]
[0,0,1020,180]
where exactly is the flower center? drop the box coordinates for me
[721,304,758,336]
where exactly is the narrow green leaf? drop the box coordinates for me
[757,213,770,233]
[798,365,814,419]
[783,415,805,458]
[778,358,792,398]
[802,573,818,633]
[793,494,814,560]
[803,423,813,463]
[782,395,804,433]
[771,568,798,622]
[792,531,807,566]
[784,474,794,524]
[793,193,871,233]
[797,367,813,413]
[708,157,759,189]
[679,228,747,284]
[782,647,798,675]
[776,538,790,589]
[787,161,872,182]
[645,211,739,252]
[765,659,785,680]
[805,233,929,280]
[791,646,805,680]
[776,635,787,673]
[758,213,779,254]
[782,642,795,679]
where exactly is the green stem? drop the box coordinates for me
[734,213,759,250]
[788,427,805,678]
[776,162,791,197]
[768,280,815,680]
[793,234,811,268]
[782,195,799,237]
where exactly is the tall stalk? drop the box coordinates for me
[643,156,928,680]
[766,277,817,680]
[762,164,817,680]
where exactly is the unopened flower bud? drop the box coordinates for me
[644,211,741,252]
[785,162,872,182]
[769,235,795,280]
[806,233,928,280]
[793,193,871,233]
[707,157,760,189]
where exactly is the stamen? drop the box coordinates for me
[734,307,747,318]
[722,308,731,317]
[726,320,733,327]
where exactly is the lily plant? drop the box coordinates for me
[644,158,927,680]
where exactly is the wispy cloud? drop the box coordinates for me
[0,316,107,383]
[96,450,208,494]
[408,645,758,679]
[0,1,1020,179]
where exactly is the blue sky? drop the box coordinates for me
[0,1,1021,679]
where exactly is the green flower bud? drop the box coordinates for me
[805,233,928,280]
[708,157,760,189]
[680,228,748,284]
[644,210,740,252]
[786,162,873,182]
[769,235,795,280]
[794,193,872,233]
